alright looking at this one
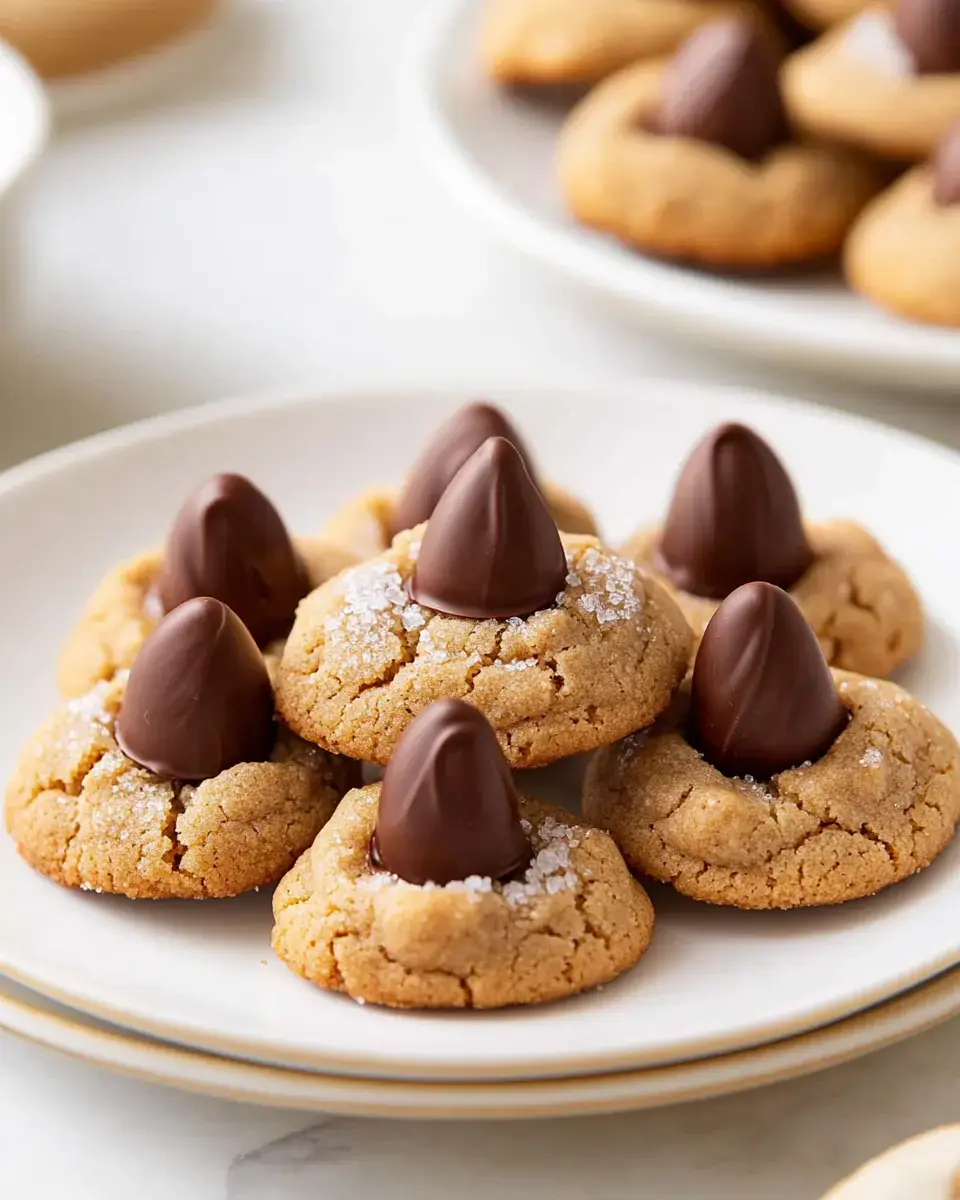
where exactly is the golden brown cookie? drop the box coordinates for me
[321,481,596,561]
[272,784,654,1008]
[480,0,770,85]
[57,537,356,700]
[845,160,960,326]
[583,671,960,909]
[783,9,960,161]
[0,0,221,80]
[558,53,883,267]
[623,520,923,677]
[6,675,358,900]
[275,528,692,769]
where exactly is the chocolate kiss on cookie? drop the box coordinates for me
[155,473,308,646]
[690,582,849,778]
[410,436,568,619]
[934,123,960,204]
[392,402,536,537]
[894,0,960,75]
[656,423,812,600]
[651,19,787,161]
[116,597,275,781]
[372,699,531,885]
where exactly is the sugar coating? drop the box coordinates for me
[7,675,357,900]
[584,670,960,910]
[358,814,582,906]
[277,529,693,769]
[272,787,655,1009]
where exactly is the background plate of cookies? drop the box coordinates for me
[406,0,960,390]
[2,380,960,1095]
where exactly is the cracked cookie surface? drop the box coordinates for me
[6,675,359,899]
[57,537,358,699]
[275,528,692,768]
[320,481,598,562]
[272,784,654,1008]
[583,672,960,909]
[622,520,923,677]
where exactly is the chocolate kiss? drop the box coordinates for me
[656,422,812,600]
[155,473,308,646]
[690,582,849,778]
[410,436,568,619]
[894,0,960,74]
[116,597,275,781]
[372,700,531,885]
[392,402,537,537]
[652,19,787,161]
[934,123,960,205]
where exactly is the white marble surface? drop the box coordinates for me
[1,1,960,1197]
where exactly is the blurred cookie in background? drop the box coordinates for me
[0,0,222,80]
[821,1125,960,1199]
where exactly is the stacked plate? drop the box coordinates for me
[2,383,960,1117]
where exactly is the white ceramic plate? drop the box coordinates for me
[404,0,960,390]
[5,964,960,1119]
[0,38,49,196]
[1,382,960,1082]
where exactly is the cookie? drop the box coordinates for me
[0,0,221,80]
[821,1126,960,1199]
[321,401,597,560]
[845,124,960,326]
[58,473,357,698]
[783,4,960,162]
[8,601,358,900]
[480,0,770,85]
[277,440,691,769]
[622,423,923,677]
[583,584,960,910]
[272,701,654,1008]
[558,21,884,268]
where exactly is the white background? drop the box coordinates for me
[1,1,959,1196]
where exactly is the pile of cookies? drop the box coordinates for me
[6,402,959,1010]
[482,0,960,326]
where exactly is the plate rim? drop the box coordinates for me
[4,378,960,1082]
[4,962,960,1119]
[402,0,960,390]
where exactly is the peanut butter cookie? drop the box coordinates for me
[480,0,769,85]
[622,423,923,677]
[845,123,960,326]
[8,600,358,900]
[321,401,596,559]
[783,3,960,161]
[584,584,960,909]
[279,439,691,768]
[558,20,883,267]
[58,474,356,698]
[0,0,221,80]
[273,701,654,1008]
